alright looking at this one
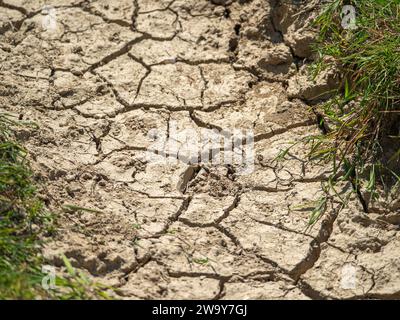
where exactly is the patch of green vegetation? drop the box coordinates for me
[0,113,49,299]
[131,237,145,249]
[280,0,400,224]
[316,0,399,213]
[132,223,141,230]
[0,113,110,299]
[62,204,104,214]
[54,255,113,300]
[193,257,209,265]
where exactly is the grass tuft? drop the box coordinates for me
[310,0,399,210]
[0,113,50,299]
[0,113,110,299]
[278,0,400,223]
[312,0,400,192]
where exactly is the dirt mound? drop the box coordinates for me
[0,0,399,299]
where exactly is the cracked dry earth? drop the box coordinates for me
[1,0,400,300]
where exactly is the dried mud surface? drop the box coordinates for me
[0,0,399,299]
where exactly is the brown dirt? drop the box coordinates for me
[0,0,399,299]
